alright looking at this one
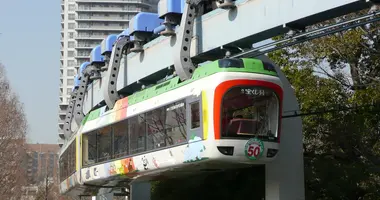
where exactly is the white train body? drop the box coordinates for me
[59,59,283,196]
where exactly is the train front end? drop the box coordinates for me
[211,59,283,164]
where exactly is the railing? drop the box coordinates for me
[77,16,131,20]
[76,26,125,30]
[76,0,151,4]
[77,7,143,12]
[76,35,107,39]
[76,44,98,48]
[76,53,90,56]
[58,109,66,115]
[58,119,65,124]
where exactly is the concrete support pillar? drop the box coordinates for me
[259,56,305,200]
[130,182,151,200]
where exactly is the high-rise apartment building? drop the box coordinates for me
[25,144,60,184]
[58,0,159,145]
[59,0,79,145]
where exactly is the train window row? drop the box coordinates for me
[59,139,76,182]
[82,99,201,167]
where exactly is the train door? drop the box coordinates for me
[186,95,203,141]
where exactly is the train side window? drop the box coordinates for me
[97,126,112,162]
[59,150,68,181]
[113,119,129,159]
[146,107,166,150]
[166,101,187,144]
[191,101,200,129]
[84,131,97,166]
[59,157,65,182]
[129,114,146,155]
[69,140,76,175]
[60,139,76,181]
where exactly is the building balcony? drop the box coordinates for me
[58,138,64,147]
[76,17,130,22]
[76,35,107,40]
[60,101,69,106]
[75,26,125,31]
[76,7,143,13]
[58,132,65,140]
[58,110,66,116]
[58,119,64,125]
[76,43,99,47]
[76,0,152,7]
[75,55,90,59]
[75,46,94,50]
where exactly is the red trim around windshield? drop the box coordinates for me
[213,79,283,142]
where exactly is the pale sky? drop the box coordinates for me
[0,0,60,143]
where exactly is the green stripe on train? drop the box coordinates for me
[81,107,101,125]
[82,58,277,124]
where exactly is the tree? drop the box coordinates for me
[274,63,380,199]
[0,63,28,199]
[267,9,380,199]
[34,176,74,200]
[35,178,60,200]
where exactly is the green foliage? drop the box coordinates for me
[267,13,380,199]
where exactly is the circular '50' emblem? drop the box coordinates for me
[244,138,264,160]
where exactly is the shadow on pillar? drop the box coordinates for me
[149,166,265,200]
[131,182,151,200]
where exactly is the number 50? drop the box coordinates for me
[248,145,260,157]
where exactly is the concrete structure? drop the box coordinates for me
[58,0,159,144]
[259,56,304,200]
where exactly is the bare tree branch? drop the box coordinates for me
[0,63,28,199]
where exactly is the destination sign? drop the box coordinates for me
[240,88,267,96]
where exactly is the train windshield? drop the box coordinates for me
[221,86,279,140]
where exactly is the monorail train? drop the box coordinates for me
[59,58,283,196]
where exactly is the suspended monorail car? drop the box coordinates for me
[59,58,283,195]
